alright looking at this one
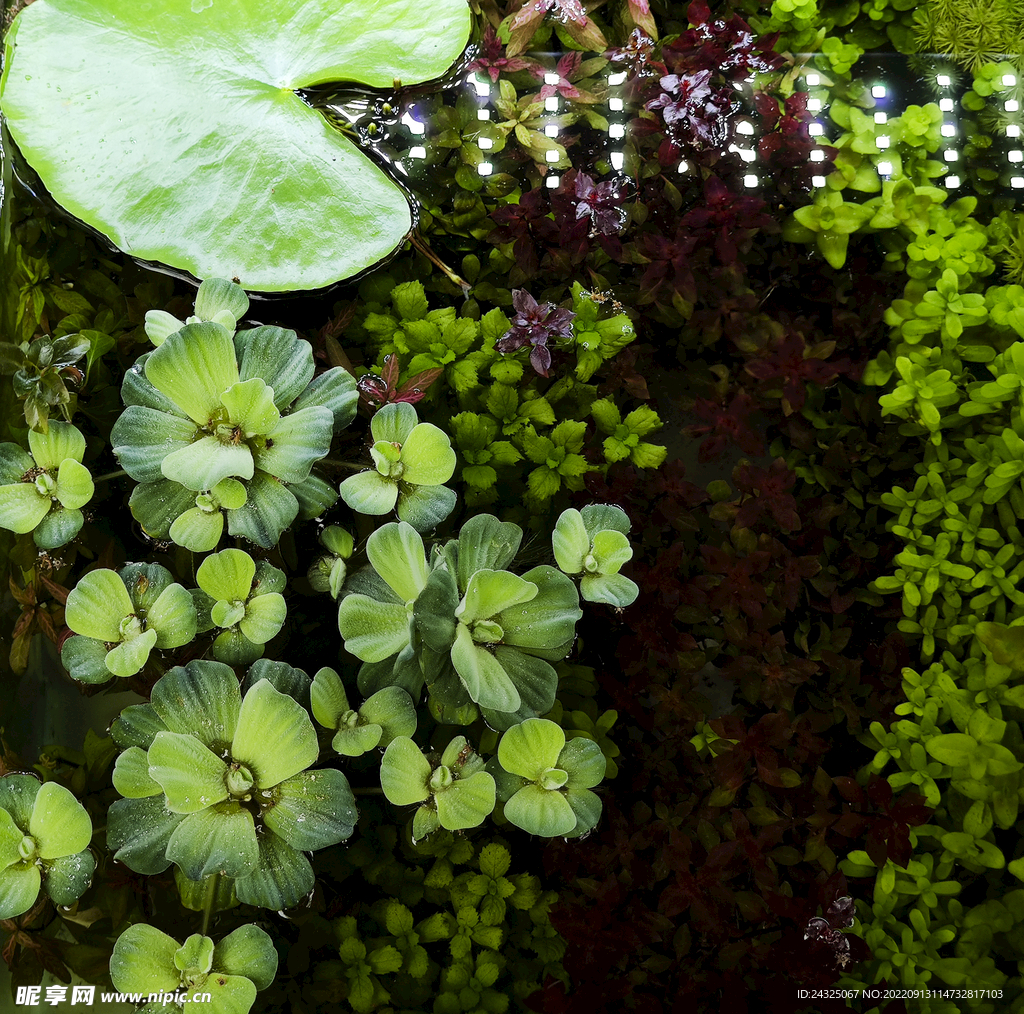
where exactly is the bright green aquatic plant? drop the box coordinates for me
[379,734,496,840]
[0,420,94,549]
[339,401,457,532]
[113,283,357,549]
[108,660,358,909]
[337,516,583,730]
[110,923,278,1014]
[487,718,606,838]
[310,666,417,757]
[552,504,639,608]
[61,563,197,682]
[0,774,94,920]
[192,549,287,665]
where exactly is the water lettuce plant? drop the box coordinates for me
[0,420,94,549]
[308,526,356,599]
[108,661,357,909]
[487,718,606,838]
[552,504,639,607]
[339,401,458,531]
[113,284,357,549]
[338,516,583,729]
[61,563,197,682]
[110,923,277,1014]
[310,666,417,757]
[192,549,287,665]
[379,734,496,840]
[0,774,94,920]
[0,0,473,290]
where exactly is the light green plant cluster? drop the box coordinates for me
[0,420,94,548]
[107,659,358,910]
[318,815,569,1013]
[112,278,357,551]
[337,515,586,730]
[837,184,1024,1009]
[110,923,278,1014]
[347,277,660,513]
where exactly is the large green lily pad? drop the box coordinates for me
[0,0,472,291]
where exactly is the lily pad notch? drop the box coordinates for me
[0,0,474,291]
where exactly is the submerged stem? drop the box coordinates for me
[408,231,470,294]
[321,458,366,471]
[201,872,220,936]
[92,469,128,483]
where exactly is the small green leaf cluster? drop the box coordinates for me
[316,813,569,1014]
[113,278,357,550]
[0,774,94,920]
[348,278,498,399]
[338,516,582,730]
[589,396,666,471]
[108,659,357,910]
[312,666,417,757]
[62,562,197,682]
[0,420,94,548]
[339,402,457,532]
[565,283,636,382]
[309,526,356,598]
[192,548,287,665]
[552,504,639,607]
[486,718,606,838]
[110,923,277,1014]
[345,276,650,514]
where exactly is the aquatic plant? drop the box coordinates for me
[338,516,583,729]
[110,923,277,1014]
[108,661,357,909]
[552,504,639,607]
[192,549,287,665]
[0,0,474,289]
[62,563,197,682]
[0,421,94,549]
[113,280,357,549]
[0,775,94,920]
[338,401,457,532]
[379,735,496,839]
[487,718,606,838]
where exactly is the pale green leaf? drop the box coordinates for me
[339,469,399,515]
[379,737,432,806]
[503,784,576,837]
[145,323,240,425]
[104,629,158,677]
[263,768,357,851]
[147,731,230,814]
[232,680,318,789]
[165,802,258,881]
[497,718,565,779]
[161,435,255,492]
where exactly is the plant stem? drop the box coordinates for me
[408,231,470,294]
[321,458,366,471]
[92,469,127,483]
[201,873,220,936]
[352,787,385,796]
